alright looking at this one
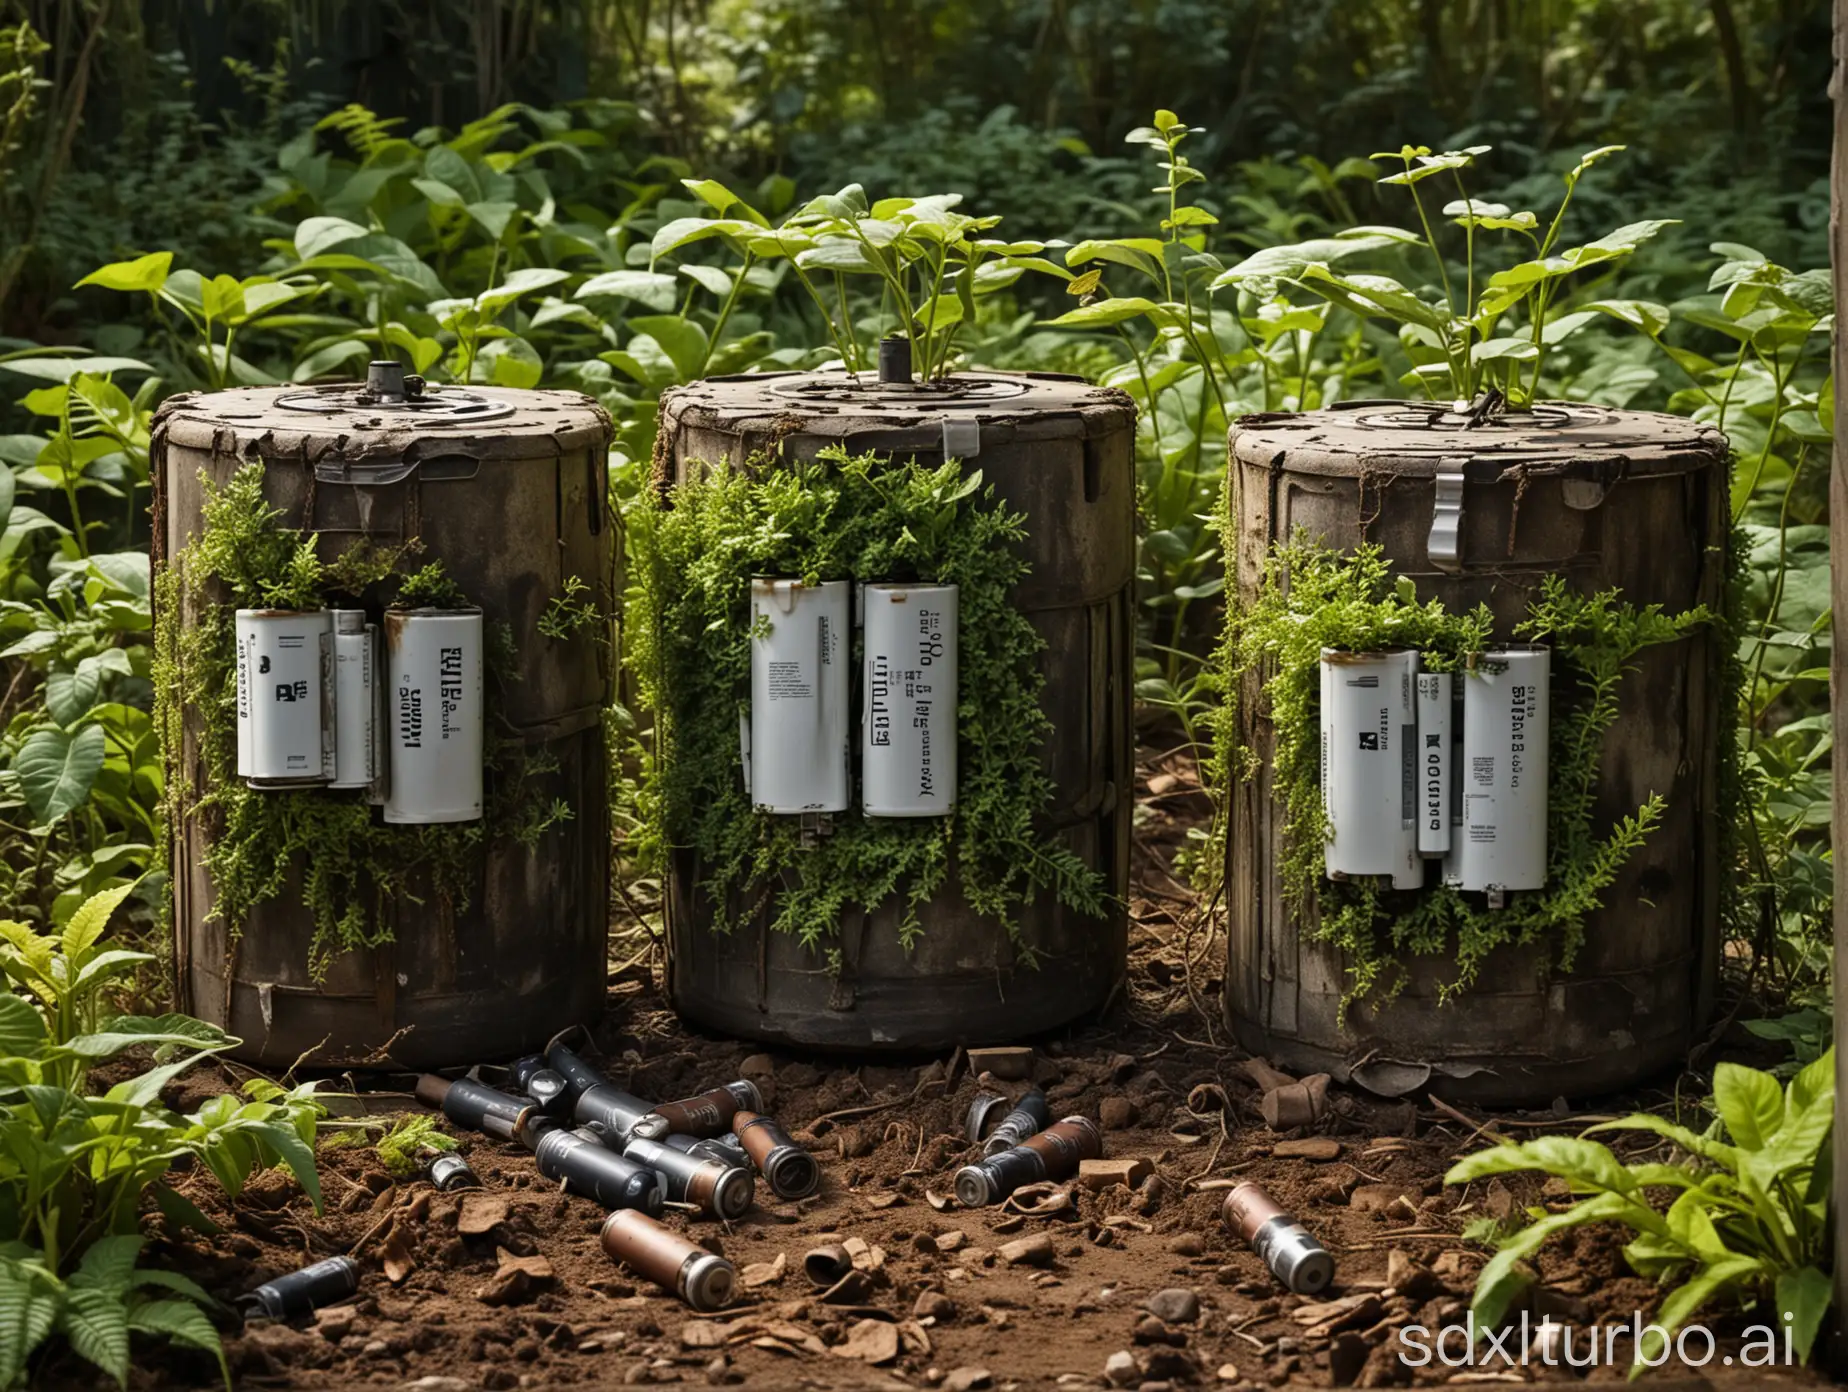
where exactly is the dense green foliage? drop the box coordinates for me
[630,448,1104,948]
[0,883,324,1387]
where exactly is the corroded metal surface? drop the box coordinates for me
[657,370,1136,1049]
[1224,401,1730,1104]
[156,385,614,1069]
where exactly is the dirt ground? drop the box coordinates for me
[84,757,1839,1391]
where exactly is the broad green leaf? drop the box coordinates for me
[127,1299,227,1385]
[681,178,767,226]
[0,357,152,384]
[1582,299,1671,337]
[16,724,107,825]
[71,949,157,995]
[61,881,137,966]
[104,1051,212,1110]
[794,240,882,274]
[1043,296,1171,329]
[1470,336,1539,365]
[58,1013,230,1061]
[466,201,519,241]
[1642,1255,1765,1363]
[0,993,46,1057]
[576,270,679,311]
[1776,1265,1832,1363]
[72,1235,142,1290]
[627,316,709,382]
[87,552,149,598]
[0,1259,62,1390]
[246,1119,324,1213]
[45,664,102,726]
[650,216,759,259]
[1468,1191,1630,1329]
[293,339,370,382]
[1587,1114,1740,1170]
[678,264,734,298]
[1712,1060,1784,1150]
[293,216,369,260]
[410,176,464,207]
[475,267,570,317]
[481,337,543,390]
[75,252,173,295]
[1446,1135,1644,1199]
[1662,1188,1730,1262]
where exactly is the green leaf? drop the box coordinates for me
[0,357,152,384]
[61,881,137,967]
[58,1013,231,1061]
[627,316,709,382]
[575,270,679,311]
[1468,1192,1631,1329]
[71,948,157,995]
[293,216,369,260]
[1712,1060,1785,1151]
[677,264,734,298]
[466,201,519,241]
[72,1235,143,1291]
[1043,296,1171,329]
[1776,1265,1831,1363]
[475,267,570,317]
[1582,299,1671,337]
[15,724,107,825]
[45,664,102,726]
[0,993,46,1057]
[246,1119,324,1214]
[650,217,759,259]
[75,253,173,295]
[148,1184,222,1237]
[127,1300,227,1387]
[292,339,370,382]
[0,1259,62,1390]
[1641,1255,1764,1362]
[104,1051,211,1110]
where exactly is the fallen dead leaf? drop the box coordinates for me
[680,1321,735,1350]
[380,1227,416,1285]
[834,1319,901,1364]
[897,1319,932,1355]
[474,1247,555,1307]
[926,1190,955,1212]
[741,1252,787,1289]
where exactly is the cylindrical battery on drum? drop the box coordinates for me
[861,583,958,816]
[330,610,380,791]
[383,608,483,824]
[1319,648,1420,888]
[1445,645,1550,903]
[1414,671,1453,857]
[235,609,332,788]
[748,579,850,814]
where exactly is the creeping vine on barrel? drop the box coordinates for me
[152,462,573,978]
[626,446,1107,952]
[1205,520,1715,1010]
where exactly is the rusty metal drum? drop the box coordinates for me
[1225,401,1730,1104]
[155,377,612,1069]
[656,370,1135,1049]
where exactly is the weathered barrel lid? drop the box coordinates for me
[154,381,611,466]
[1231,400,1726,479]
[661,369,1134,450]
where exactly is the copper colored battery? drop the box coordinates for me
[1222,1182,1334,1295]
[599,1210,736,1312]
[953,1115,1101,1206]
[644,1080,763,1140]
[731,1111,820,1199]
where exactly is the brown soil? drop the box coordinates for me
[89,755,1835,1391]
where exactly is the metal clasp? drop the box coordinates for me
[1427,460,1467,571]
[941,416,980,459]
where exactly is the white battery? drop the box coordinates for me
[330,610,380,791]
[1445,645,1550,904]
[862,583,958,817]
[1319,648,1421,889]
[1414,672,1453,856]
[235,609,332,788]
[749,578,849,814]
[383,608,483,824]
